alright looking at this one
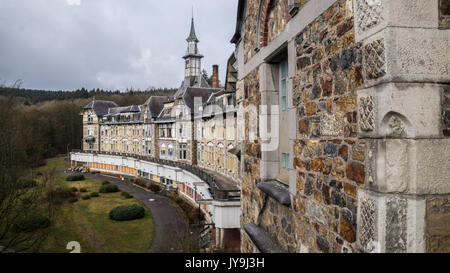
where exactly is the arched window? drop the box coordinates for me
[160,144,166,158]
[217,143,225,169]
[168,144,173,159]
[227,144,236,173]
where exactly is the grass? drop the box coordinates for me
[39,174,154,253]
[35,158,70,172]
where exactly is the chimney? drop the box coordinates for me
[212,65,219,88]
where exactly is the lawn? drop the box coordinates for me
[38,174,154,253]
[35,158,70,172]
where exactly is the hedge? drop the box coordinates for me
[68,197,78,203]
[66,174,85,181]
[82,195,91,200]
[90,192,99,197]
[13,215,50,233]
[120,192,133,199]
[102,181,110,185]
[99,184,119,193]
[80,188,87,192]
[109,205,145,221]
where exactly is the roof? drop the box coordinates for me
[156,106,176,122]
[230,0,246,44]
[174,75,211,99]
[186,17,199,42]
[144,96,173,118]
[83,100,119,116]
[107,105,141,115]
[182,87,221,113]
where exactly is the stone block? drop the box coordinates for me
[353,0,440,42]
[356,189,426,253]
[364,138,450,195]
[259,63,276,92]
[288,107,297,140]
[357,82,443,138]
[361,28,449,87]
[289,169,297,196]
[260,91,279,108]
[320,112,346,137]
[260,160,279,180]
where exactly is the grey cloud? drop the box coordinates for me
[0,0,237,91]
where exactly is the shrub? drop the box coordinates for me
[68,197,78,203]
[90,192,99,197]
[174,195,204,223]
[82,195,90,200]
[109,205,145,221]
[134,178,149,188]
[80,188,87,192]
[99,184,119,193]
[120,192,133,199]
[13,215,50,233]
[71,187,78,192]
[147,183,161,193]
[102,181,110,185]
[66,174,85,181]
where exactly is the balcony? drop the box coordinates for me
[84,136,96,142]
[71,149,240,202]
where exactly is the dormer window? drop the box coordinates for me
[88,114,93,123]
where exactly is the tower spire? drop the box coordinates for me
[187,13,199,42]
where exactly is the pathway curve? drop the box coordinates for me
[58,170,188,252]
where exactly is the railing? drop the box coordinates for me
[70,149,240,202]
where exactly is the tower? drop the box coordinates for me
[183,17,203,78]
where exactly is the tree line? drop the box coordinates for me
[0,86,176,168]
[0,86,177,105]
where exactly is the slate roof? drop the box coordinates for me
[144,96,173,118]
[186,17,199,42]
[174,75,211,99]
[107,105,141,115]
[156,106,176,122]
[182,87,221,113]
[83,100,119,117]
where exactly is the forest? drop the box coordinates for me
[0,84,176,170]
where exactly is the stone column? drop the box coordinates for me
[353,0,449,253]
[259,63,280,180]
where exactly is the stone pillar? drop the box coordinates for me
[353,0,449,253]
[259,63,280,180]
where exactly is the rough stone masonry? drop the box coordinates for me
[232,0,449,253]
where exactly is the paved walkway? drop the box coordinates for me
[59,171,188,252]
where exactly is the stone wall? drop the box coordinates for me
[292,0,362,252]
[426,196,450,252]
[440,0,450,29]
[444,85,450,137]
[239,0,449,253]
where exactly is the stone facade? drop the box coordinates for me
[440,0,450,29]
[426,196,450,252]
[234,0,450,253]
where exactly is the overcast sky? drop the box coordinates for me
[0,0,238,91]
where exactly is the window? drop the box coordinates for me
[179,144,187,160]
[281,153,290,169]
[280,60,288,111]
[87,126,94,136]
[168,144,173,159]
[160,144,166,158]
